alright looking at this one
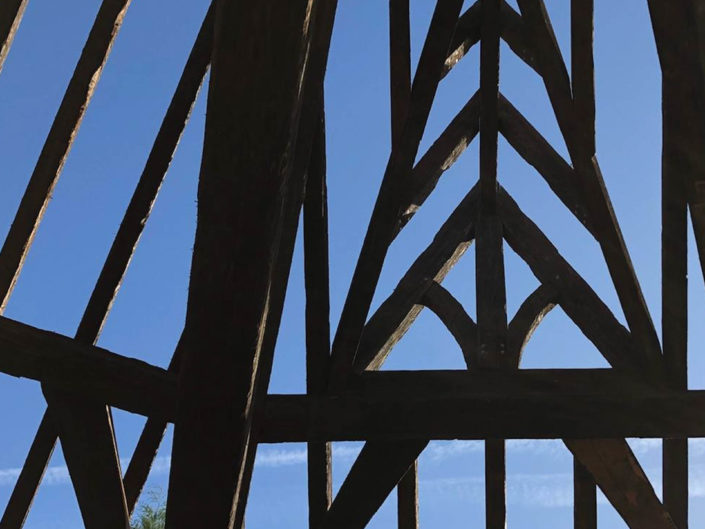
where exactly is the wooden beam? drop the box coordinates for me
[574,458,597,529]
[498,188,641,370]
[0,0,28,74]
[0,9,213,524]
[164,1,318,527]
[397,461,419,529]
[389,0,411,149]
[485,439,506,529]
[421,281,477,368]
[304,112,332,529]
[259,387,705,442]
[0,0,132,311]
[354,187,478,371]
[515,0,663,372]
[571,0,595,155]
[506,284,557,364]
[499,1,539,74]
[328,0,464,388]
[443,1,481,77]
[565,440,677,529]
[0,315,175,418]
[322,440,428,529]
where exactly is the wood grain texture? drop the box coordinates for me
[165,1,316,527]
[0,0,132,311]
[0,0,27,74]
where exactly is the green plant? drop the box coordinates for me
[130,489,166,529]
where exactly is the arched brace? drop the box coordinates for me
[421,281,477,368]
[507,284,558,365]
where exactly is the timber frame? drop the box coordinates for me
[0,1,704,528]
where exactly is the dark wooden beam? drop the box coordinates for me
[498,188,641,370]
[0,0,132,312]
[328,0,464,388]
[304,112,332,529]
[322,440,428,529]
[506,284,557,364]
[571,0,595,154]
[397,461,419,529]
[443,1,481,77]
[574,458,597,529]
[485,439,506,529]
[421,281,476,368]
[389,0,411,149]
[565,440,677,529]
[354,187,478,372]
[515,0,663,372]
[499,1,539,74]
[0,9,213,525]
[259,387,705,443]
[0,0,28,74]
[0,315,175,418]
[164,1,320,526]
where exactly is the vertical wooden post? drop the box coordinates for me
[389,0,411,149]
[165,1,317,527]
[305,114,333,528]
[397,461,419,529]
[574,459,597,529]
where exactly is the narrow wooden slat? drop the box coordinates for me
[660,29,690,527]
[164,2,322,526]
[354,187,478,372]
[0,413,55,529]
[397,461,419,529]
[571,0,595,154]
[421,281,477,368]
[304,112,332,528]
[574,458,597,529]
[389,0,411,149]
[259,388,705,442]
[485,439,506,529]
[506,284,557,364]
[0,0,28,74]
[328,0,464,388]
[0,9,213,524]
[515,0,663,372]
[322,440,428,529]
[498,188,640,370]
[565,440,677,529]
[0,0,132,311]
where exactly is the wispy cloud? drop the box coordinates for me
[4,437,705,510]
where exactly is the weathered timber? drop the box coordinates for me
[659,12,690,523]
[328,0,464,388]
[565,440,677,529]
[259,388,705,442]
[322,440,428,529]
[0,0,132,312]
[571,0,595,154]
[443,1,481,77]
[0,0,27,74]
[485,439,506,529]
[421,281,476,368]
[354,187,478,372]
[397,461,419,529]
[515,0,663,371]
[0,315,175,418]
[304,112,332,528]
[506,284,557,364]
[0,10,213,524]
[574,459,597,529]
[401,91,480,231]
[497,95,594,236]
[498,188,640,370]
[164,1,321,526]
[389,0,411,149]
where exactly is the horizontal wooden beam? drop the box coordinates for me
[258,387,705,442]
[0,315,176,418]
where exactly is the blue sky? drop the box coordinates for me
[1,0,704,527]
